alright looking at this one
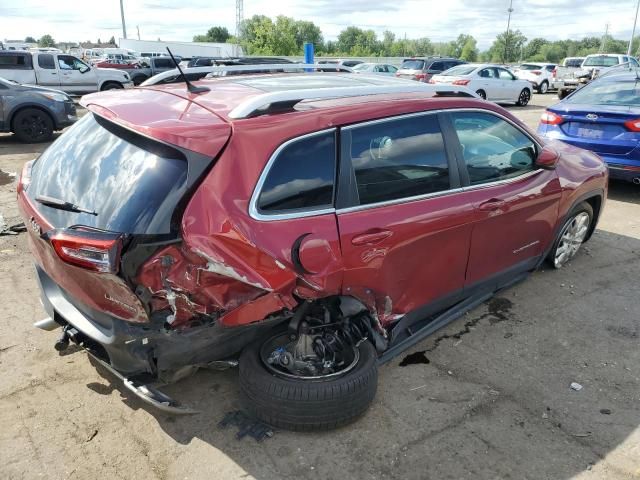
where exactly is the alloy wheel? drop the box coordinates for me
[19,114,48,141]
[519,89,531,106]
[554,212,590,268]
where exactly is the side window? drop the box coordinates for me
[450,112,537,185]
[632,58,640,67]
[257,131,336,214]
[497,68,515,80]
[429,61,444,71]
[38,54,55,69]
[479,68,496,78]
[545,65,555,72]
[349,114,450,206]
[0,54,26,69]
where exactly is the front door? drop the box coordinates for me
[496,67,520,101]
[56,55,96,93]
[444,110,562,289]
[337,112,474,324]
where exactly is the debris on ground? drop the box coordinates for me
[600,408,612,415]
[218,410,274,442]
[0,169,16,187]
[86,429,98,443]
[0,213,26,236]
[570,382,583,391]
[571,432,592,437]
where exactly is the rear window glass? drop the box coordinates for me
[401,59,425,70]
[0,54,27,68]
[583,56,620,67]
[27,114,188,234]
[442,65,476,76]
[563,58,583,68]
[518,64,543,71]
[349,114,450,205]
[257,131,336,214]
[566,81,640,106]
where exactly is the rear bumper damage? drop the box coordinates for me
[34,264,281,413]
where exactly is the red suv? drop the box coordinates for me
[17,73,607,431]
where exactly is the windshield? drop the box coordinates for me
[583,56,620,67]
[28,114,189,234]
[441,65,477,76]
[566,80,640,106]
[352,63,371,71]
[401,59,425,70]
[518,64,543,71]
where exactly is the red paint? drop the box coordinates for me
[20,80,608,335]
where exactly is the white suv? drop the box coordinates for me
[513,63,557,93]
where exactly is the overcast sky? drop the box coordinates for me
[1,0,638,49]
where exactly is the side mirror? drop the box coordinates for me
[535,145,559,169]
[79,65,90,74]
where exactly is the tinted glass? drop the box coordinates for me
[350,114,450,205]
[565,80,640,106]
[444,65,476,76]
[154,58,176,68]
[429,61,444,71]
[519,64,543,70]
[0,55,26,68]
[258,131,336,213]
[564,58,583,67]
[27,114,188,234]
[479,68,497,78]
[401,59,425,70]
[545,65,556,71]
[451,112,536,185]
[38,54,55,69]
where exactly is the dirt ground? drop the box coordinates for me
[1,94,639,480]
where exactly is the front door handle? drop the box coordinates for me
[351,229,392,246]
[478,198,507,211]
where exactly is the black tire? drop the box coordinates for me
[537,80,549,94]
[101,82,124,91]
[547,202,594,269]
[516,88,531,106]
[476,89,487,100]
[557,88,570,100]
[12,108,54,143]
[239,336,378,431]
[132,75,149,86]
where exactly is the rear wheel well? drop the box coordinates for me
[583,194,602,241]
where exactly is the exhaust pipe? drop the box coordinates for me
[33,317,60,331]
[633,177,640,185]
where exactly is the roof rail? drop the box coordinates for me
[228,84,476,119]
[141,63,353,86]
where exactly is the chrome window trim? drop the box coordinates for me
[249,128,337,222]
[249,108,543,221]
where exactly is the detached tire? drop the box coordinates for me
[239,337,378,431]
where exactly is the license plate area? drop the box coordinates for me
[576,127,604,139]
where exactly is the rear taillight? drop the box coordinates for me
[17,159,34,195]
[540,111,564,125]
[414,73,426,81]
[452,79,471,86]
[427,79,436,84]
[624,118,640,132]
[46,229,123,273]
[531,70,542,76]
[552,67,557,78]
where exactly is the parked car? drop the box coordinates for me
[513,63,557,93]
[553,57,586,99]
[396,57,466,82]
[429,63,532,105]
[318,59,363,68]
[17,72,607,431]
[558,54,640,99]
[97,56,181,86]
[352,63,398,75]
[0,51,132,93]
[92,53,139,66]
[0,76,77,142]
[538,70,640,184]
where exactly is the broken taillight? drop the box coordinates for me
[46,229,123,273]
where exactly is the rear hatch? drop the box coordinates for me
[397,59,425,79]
[549,104,640,156]
[17,88,231,323]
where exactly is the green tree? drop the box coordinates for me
[337,26,378,55]
[24,36,36,43]
[38,34,56,48]
[108,36,116,45]
[523,38,548,60]
[460,37,478,61]
[489,30,527,63]
[450,34,475,58]
[295,20,323,51]
[194,26,231,43]
[539,43,564,63]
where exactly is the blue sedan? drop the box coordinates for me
[537,71,640,183]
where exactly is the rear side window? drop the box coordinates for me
[38,54,55,69]
[257,131,336,214]
[450,112,537,185]
[154,58,177,68]
[401,59,425,70]
[429,61,444,71]
[349,114,450,206]
[0,54,27,69]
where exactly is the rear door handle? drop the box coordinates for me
[478,199,507,211]
[351,229,392,246]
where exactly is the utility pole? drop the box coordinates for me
[504,0,514,64]
[136,25,140,40]
[235,0,244,38]
[120,0,127,39]
[628,0,640,56]
[600,22,609,53]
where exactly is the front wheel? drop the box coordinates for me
[516,88,531,106]
[101,82,124,91]
[239,331,378,431]
[548,203,593,269]
[12,108,54,143]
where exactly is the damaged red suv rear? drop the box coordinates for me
[17,72,607,430]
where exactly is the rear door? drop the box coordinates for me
[336,112,474,322]
[34,54,60,87]
[478,67,500,99]
[443,110,561,289]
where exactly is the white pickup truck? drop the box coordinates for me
[0,51,133,94]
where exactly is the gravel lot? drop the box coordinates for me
[1,93,639,480]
